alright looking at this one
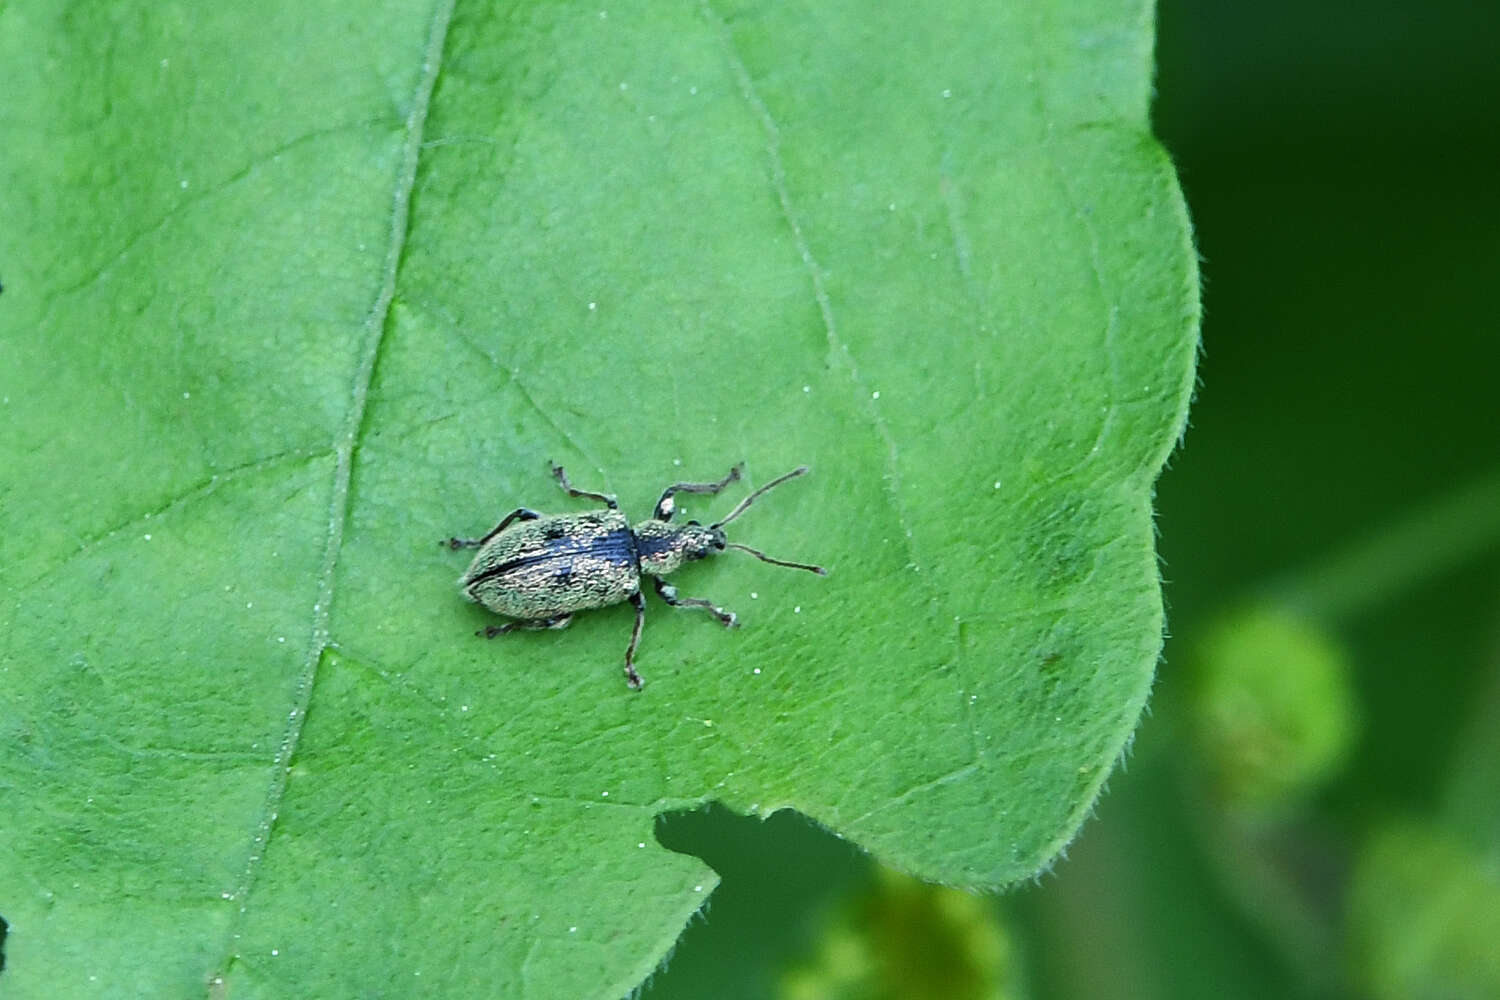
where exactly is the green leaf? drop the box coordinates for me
[0,0,1196,995]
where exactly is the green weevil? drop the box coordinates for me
[446,462,826,689]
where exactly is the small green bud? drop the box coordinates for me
[1188,605,1357,809]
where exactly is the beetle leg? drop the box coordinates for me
[446,508,541,549]
[623,591,646,689]
[652,463,744,521]
[478,614,571,638]
[550,462,618,510]
[652,577,738,628]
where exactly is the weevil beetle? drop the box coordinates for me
[446,462,826,690]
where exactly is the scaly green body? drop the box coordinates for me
[447,462,826,690]
[460,510,639,619]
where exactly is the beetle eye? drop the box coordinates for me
[687,519,700,526]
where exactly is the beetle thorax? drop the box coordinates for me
[633,519,726,577]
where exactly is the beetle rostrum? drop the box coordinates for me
[446,462,826,690]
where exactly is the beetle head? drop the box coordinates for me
[679,520,728,561]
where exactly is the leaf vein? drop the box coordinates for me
[215,0,457,971]
[700,2,903,494]
[12,446,331,593]
[845,761,982,827]
[38,119,396,315]
[702,0,977,757]
[407,294,610,473]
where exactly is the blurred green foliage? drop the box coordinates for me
[1350,823,1500,1000]
[644,0,1500,997]
[778,870,1015,1000]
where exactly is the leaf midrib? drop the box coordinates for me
[211,0,457,981]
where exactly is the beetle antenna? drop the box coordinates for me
[712,466,810,528]
[725,542,827,575]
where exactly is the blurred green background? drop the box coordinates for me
[641,1,1500,997]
